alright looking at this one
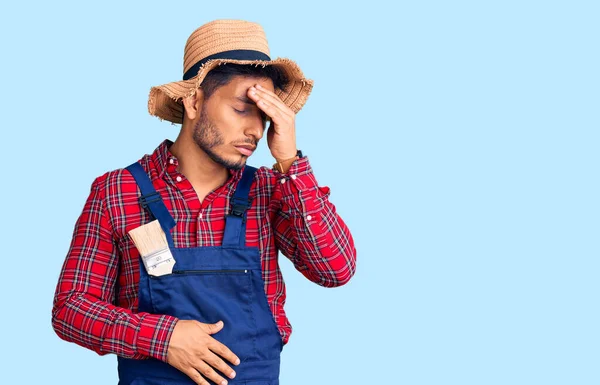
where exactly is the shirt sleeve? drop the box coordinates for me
[51,173,178,362]
[272,156,357,287]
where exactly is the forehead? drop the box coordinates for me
[219,75,275,96]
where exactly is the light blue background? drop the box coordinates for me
[1,1,598,384]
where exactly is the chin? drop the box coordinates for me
[221,155,247,170]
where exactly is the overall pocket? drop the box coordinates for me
[148,268,260,362]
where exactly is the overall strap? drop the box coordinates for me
[125,162,176,246]
[222,165,258,247]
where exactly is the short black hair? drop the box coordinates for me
[200,63,290,100]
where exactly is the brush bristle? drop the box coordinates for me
[128,220,169,256]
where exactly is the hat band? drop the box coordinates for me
[183,50,271,80]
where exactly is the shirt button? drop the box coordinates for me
[176,176,182,182]
[169,158,174,165]
[291,174,297,180]
[306,215,312,221]
[199,213,203,219]
[280,178,286,184]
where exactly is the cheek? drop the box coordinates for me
[223,109,242,125]
[211,107,244,140]
[206,105,232,128]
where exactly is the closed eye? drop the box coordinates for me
[233,106,268,126]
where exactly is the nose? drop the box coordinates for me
[244,110,266,141]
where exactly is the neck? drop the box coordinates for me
[169,128,229,188]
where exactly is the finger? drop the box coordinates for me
[248,86,293,119]
[253,84,293,114]
[209,339,241,366]
[181,366,211,385]
[253,97,290,127]
[253,87,293,119]
[194,361,229,385]
[204,351,237,380]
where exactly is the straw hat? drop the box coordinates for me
[148,19,314,124]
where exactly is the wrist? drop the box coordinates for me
[273,156,298,174]
[273,150,303,174]
[273,151,297,162]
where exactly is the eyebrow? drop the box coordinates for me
[235,95,256,105]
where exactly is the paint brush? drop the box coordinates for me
[128,220,175,276]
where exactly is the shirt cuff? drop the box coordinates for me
[135,313,178,362]
[274,156,320,195]
[274,157,330,236]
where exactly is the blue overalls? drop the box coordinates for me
[117,162,282,385]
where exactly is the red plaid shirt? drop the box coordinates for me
[52,139,356,362]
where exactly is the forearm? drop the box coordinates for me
[52,290,177,361]
[274,157,357,287]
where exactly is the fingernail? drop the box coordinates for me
[221,380,228,385]
[235,358,241,365]
[229,371,236,379]
[250,86,255,91]
[256,84,262,89]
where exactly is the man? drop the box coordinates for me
[52,19,356,385]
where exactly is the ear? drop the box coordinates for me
[182,88,205,121]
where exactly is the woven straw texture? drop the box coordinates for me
[148,20,314,124]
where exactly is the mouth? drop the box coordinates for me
[234,145,256,156]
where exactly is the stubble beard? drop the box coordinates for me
[192,105,246,170]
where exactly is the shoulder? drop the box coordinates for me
[90,153,154,196]
[89,166,140,201]
[85,153,157,216]
[86,156,154,237]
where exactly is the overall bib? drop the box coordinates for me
[117,162,282,385]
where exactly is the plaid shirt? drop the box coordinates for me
[52,139,356,362]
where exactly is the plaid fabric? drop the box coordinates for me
[52,139,356,362]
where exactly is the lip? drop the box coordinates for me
[234,145,255,156]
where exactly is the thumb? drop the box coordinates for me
[202,320,224,334]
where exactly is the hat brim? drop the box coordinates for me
[148,57,314,124]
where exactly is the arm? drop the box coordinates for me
[272,156,357,287]
[244,83,356,287]
[51,173,178,361]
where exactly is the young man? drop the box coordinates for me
[52,19,356,385]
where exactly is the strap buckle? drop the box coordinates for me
[139,191,161,209]
[230,197,251,217]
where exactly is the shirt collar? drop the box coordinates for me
[151,139,244,183]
